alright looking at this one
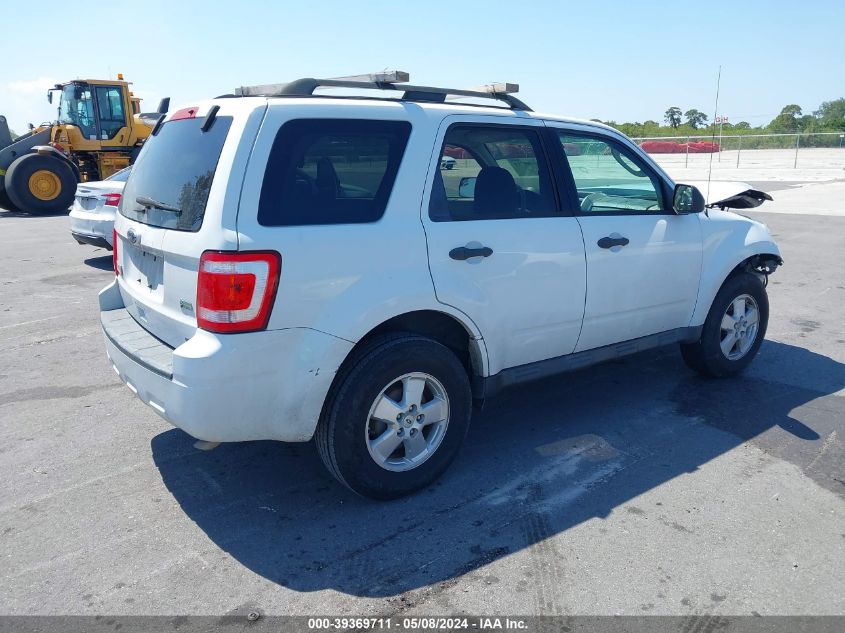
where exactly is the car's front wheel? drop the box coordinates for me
[315,333,472,499]
[681,271,769,377]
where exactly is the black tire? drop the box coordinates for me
[0,188,18,212]
[315,333,472,500]
[6,153,77,214]
[681,272,769,377]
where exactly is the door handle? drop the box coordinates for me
[597,236,630,249]
[449,245,493,260]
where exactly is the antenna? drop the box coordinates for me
[706,65,722,208]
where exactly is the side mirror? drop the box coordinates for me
[47,90,53,105]
[673,183,705,214]
[458,176,476,198]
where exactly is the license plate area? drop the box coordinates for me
[123,243,164,300]
[76,195,99,211]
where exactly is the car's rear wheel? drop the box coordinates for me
[315,333,472,499]
[681,271,769,377]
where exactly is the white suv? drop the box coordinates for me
[100,72,782,499]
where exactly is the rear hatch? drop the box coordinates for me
[114,100,266,348]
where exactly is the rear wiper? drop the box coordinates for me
[135,196,182,215]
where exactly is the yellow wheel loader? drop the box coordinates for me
[0,76,168,213]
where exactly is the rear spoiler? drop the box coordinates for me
[680,181,773,210]
[137,98,170,125]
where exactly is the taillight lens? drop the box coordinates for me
[196,251,281,333]
[103,192,122,207]
[112,228,119,275]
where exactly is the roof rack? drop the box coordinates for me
[234,71,531,111]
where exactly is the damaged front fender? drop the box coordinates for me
[680,180,774,209]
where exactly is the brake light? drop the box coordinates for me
[170,106,199,121]
[112,228,119,275]
[196,251,281,333]
[103,192,122,207]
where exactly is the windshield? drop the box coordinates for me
[57,84,96,139]
[120,116,233,231]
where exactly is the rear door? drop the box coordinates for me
[545,124,703,352]
[422,115,586,376]
[232,102,429,337]
[114,100,265,348]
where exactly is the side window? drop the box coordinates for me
[63,88,96,139]
[557,132,666,213]
[258,119,411,226]
[429,125,556,221]
[96,87,126,140]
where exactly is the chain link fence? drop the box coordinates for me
[631,132,845,169]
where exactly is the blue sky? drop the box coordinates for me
[1,0,842,133]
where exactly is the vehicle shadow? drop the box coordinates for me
[0,208,70,218]
[84,255,114,271]
[151,340,843,598]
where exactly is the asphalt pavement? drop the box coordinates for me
[0,204,843,616]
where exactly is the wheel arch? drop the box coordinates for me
[691,245,782,326]
[333,309,489,398]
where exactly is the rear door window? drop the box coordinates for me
[120,116,232,231]
[258,119,411,226]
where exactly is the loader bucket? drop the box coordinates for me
[0,116,12,151]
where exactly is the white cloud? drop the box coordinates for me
[7,77,59,95]
[2,77,59,133]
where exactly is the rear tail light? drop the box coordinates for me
[103,193,122,207]
[112,228,119,275]
[197,251,281,333]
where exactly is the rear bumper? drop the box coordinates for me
[99,281,353,443]
[69,208,114,247]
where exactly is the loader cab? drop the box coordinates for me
[49,80,132,144]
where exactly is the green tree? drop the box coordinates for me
[798,114,817,132]
[734,121,751,129]
[768,104,803,133]
[813,98,845,130]
[684,109,708,129]
[664,107,682,128]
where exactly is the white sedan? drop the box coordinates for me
[69,167,131,250]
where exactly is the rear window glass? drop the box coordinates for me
[120,116,232,231]
[258,119,411,226]
[106,167,131,182]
